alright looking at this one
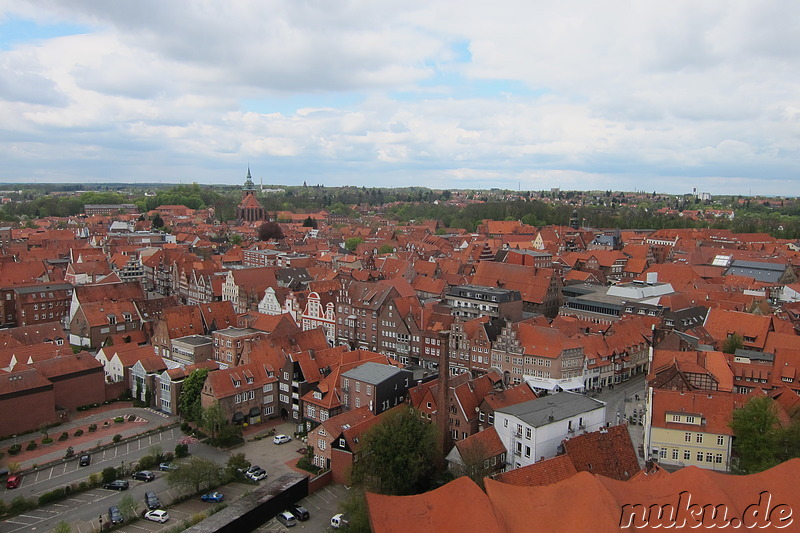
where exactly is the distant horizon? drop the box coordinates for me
[0,181,789,199]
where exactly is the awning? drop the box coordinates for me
[248,407,260,417]
[557,377,585,391]
[524,376,558,391]
[232,411,244,422]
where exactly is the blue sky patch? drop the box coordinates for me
[0,16,89,50]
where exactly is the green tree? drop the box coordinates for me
[335,488,371,533]
[302,216,317,228]
[101,466,118,483]
[178,368,209,422]
[352,407,439,495]
[730,396,781,474]
[166,456,222,494]
[226,452,250,478]
[151,213,164,229]
[229,234,243,246]
[201,401,227,441]
[722,333,744,354]
[378,244,394,255]
[345,237,364,252]
[118,494,138,520]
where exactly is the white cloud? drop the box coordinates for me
[0,0,798,194]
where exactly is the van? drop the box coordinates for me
[331,513,349,529]
[276,511,297,527]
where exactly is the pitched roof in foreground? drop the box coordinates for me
[367,458,800,532]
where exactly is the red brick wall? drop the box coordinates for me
[0,387,57,435]
[308,469,332,494]
[105,381,129,402]
[331,448,353,485]
[50,368,106,410]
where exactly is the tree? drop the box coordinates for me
[151,213,164,229]
[302,216,317,228]
[229,234,243,246]
[101,466,118,483]
[378,244,394,255]
[352,407,439,495]
[118,494,138,520]
[167,456,222,494]
[201,401,227,441]
[722,333,744,354]
[54,521,72,533]
[178,368,209,422]
[226,452,250,478]
[730,396,781,474]
[258,221,284,240]
[345,237,364,252]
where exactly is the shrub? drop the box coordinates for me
[58,432,69,441]
[9,496,35,515]
[128,414,136,422]
[88,424,97,432]
[114,416,124,424]
[112,434,122,443]
[174,443,189,458]
[41,437,53,444]
[64,446,74,459]
[137,454,157,470]
[89,472,102,486]
[26,440,37,451]
[180,422,191,433]
[8,444,21,456]
[78,481,88,491]
[101,467,117,483]
[0,499,7,517]
[163,452,174,463]
[38,487,67,506]
[73,429,83,437]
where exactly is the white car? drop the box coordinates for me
[144,510,170,523]
[247,468,267,481]
[331,513,349,529]
[273,434,291,444]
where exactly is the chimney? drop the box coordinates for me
[436,330,452,463]
[646,272,658,284]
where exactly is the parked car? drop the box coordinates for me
[108,506,124,525]
[289,503,310,521]
[144,491,161,510]
[331,513,349,529]
[246,468,267,482]
[103,480,129,491]
[144,509,170,523]
[79,454,91,466]
[273,434,291,444]
[238,464,260,475]
[159,462,178,471]
[132,470,155,482]
[200,492,224,503]
[5,475,22,489]
[276,511,297,527]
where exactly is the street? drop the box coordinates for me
[594,374,647,465]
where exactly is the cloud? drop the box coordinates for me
[0,0,798,194]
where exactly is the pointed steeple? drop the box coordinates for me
[243,166,256,192]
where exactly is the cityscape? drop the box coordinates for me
[0,178,798,531]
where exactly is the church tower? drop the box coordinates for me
[236,167,266,223]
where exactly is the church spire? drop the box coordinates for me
[243,166,255,191]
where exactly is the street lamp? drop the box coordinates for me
[99,515,103,531]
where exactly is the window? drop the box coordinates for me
[515,442,522,456]
[686,416,695,423]
[672,414,680,422]
[264,406,274,416]
[672,449,679,460]
[339,438,345,448]
[367,385,372,396]
[318,439,326,450]
[525,446,531,458]
[696,434,703,444]
[684,432,691,442]
[355,397,360,408]
[684,450,691,460]
[659,449,667,459]
[706,453,713,463]
[504,419,508,428]
[715,454,723,464]
[525,428,532,440]
[696,452,704,462]
[717,435,724,446]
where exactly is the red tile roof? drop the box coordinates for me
[561,424,640,481]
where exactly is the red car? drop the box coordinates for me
[6,475,22,489]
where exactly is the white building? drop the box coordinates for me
[494,392,606,470]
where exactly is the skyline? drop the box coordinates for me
[1,2,799,196]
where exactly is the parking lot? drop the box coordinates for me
[256,483,350,532]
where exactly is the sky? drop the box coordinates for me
[0,1,799,196]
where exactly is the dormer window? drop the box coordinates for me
[123,312,132,322]
[108,315,117,325]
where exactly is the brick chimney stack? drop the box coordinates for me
[436,330,452,462]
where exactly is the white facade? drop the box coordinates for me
[301,292,336,344]
[258,287,283,315]
[494,393,606,470]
